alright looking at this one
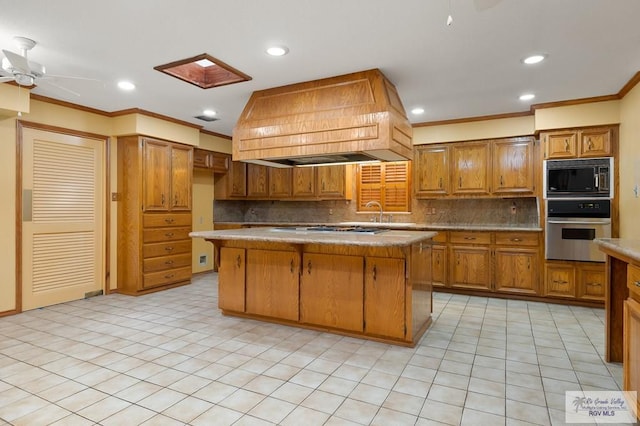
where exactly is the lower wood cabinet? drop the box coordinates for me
[432,245,447,288]
[246,249,299,321]
[218,247,245,312]
[450,246,491,290]
[364,257,405,339]
[300,253,364,332]
[624,297,640,417]
[494,248,538,295]
[544,261,606,302]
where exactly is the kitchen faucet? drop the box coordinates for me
[365,200,384,223]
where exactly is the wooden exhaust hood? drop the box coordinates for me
[232,69,413,167]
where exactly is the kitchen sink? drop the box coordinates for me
[271,226,387,234]
[338,221,417,229]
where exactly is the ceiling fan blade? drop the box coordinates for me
[2,49,30,74]
[45,74,101,82]
[474,0,502,11]
[42,79,81,97]
[0,76,15,82]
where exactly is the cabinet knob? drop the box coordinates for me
[634,281,640,287]
[500,175,504,186]
[236,255,242,268]
[307,261,312,274]
[587,138,593,150]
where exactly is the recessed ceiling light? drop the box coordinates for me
[203,109,217,117]
[266,46,289,56]
[195,58,216,67]
[411,107,425,115]
[522,54,547,65]
[519,93,535,101]
[117,80,136,91]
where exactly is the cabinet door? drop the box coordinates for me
[545,131,577,159]
[292,167,316,198]
[247,164,269,198]
[317,165,348,199]
[211,153,230,174]
[623,298,640,417]
[170,144,192,211]
[577,263,606,301]
[364,257,405,339]
[269,167,292,199]
[579,128,612,157]
[300,253,363,331]
[449,246,491,289]
[432,245,447,287]
[218,247,246,312]
[143,139,171,211]
[494,248,538,295]
[246,249,299,321]
[544,263,576,298]
[193,148,210,169]
[415,145,449,197]
[451,142,490,195]
[229,161,247,197]
[492,138,534,194]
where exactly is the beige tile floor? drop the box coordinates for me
[0,272,627,426]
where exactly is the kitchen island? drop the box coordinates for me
[191,227,436,346]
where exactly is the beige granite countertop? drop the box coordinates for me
[214,221,542,232]
[191,227,438,247]
[594,238,640,263]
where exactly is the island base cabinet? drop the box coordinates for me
[365,257,405,339]
[218,248,245,312]
[624,298,640,418]
[246,249,299,321]
[300,253,364,332]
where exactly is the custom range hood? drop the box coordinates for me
[232,69,413,167]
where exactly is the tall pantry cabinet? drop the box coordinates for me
[117,136,194,295]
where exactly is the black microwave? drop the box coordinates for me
[544,157,613,198]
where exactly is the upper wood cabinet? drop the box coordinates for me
[414,145,449,197]
[317,165,353,200]
[451,142,491,196]
[246,164,269,198]
[269,167,292,199]
[292,167,316,198]
[492,137,535,195]
[542,126,616,159]
[193,149,229,173]
[142,138,193,212]
[214,160,247,199]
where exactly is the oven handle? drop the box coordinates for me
[547,219,611,225]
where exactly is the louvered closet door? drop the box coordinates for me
[22,128,105,310]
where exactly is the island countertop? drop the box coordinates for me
[190,227,437,247]
[594,238,640,263]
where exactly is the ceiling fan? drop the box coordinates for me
[1,36,97,96]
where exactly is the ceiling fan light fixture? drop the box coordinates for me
[522,54,547,65]
[15,73,34,86]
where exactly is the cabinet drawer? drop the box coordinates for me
[628,264,640,301]
[143,213,192,228]
[144,253,192,273]
[143,240,191,258]
[432,231,447,243]
[143,227,191,243]
[449,231,491,245]
[495,232,539,247]
[143,266,191,289]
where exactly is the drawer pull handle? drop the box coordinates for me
[510,238,522,242]
[586,282,601,287]
[236,255,242,268]
[165,247,174,251]
[635,281,640,287]
[464,237,476,240]
[564,139,569,151]
[373,265,377,281]
[164,273,175,279]
[165,218,174,224]
[165,232,174,237]
[165,260,174,265]
[308,261,312,274]
[554,280,568,285]
[290,259,294,274]
[439,177,443,189]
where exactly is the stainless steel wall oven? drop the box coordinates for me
[545,199,611,262]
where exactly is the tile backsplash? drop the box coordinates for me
[214,197,539,228]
